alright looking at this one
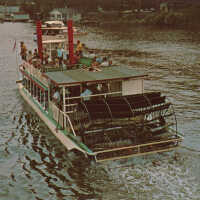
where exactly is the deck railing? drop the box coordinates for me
[94,135,183,162]
[22,62,49,87]
[49,101,64,128]
[42,35,66,41]
[49,101,76,136]
[63,91,122,113]
[64,91,122,101]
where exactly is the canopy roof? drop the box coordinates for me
[44,66,147,86]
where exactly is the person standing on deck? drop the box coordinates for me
[20,41,27,61]
[52,87,61,107]
[43,48,49,65]
[76,40,83,56]
[27,50,33,64]
[81,84,92,101]
[57,46,63,66]
[33,49,39,59]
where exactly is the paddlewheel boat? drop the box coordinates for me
[18,20,183,162]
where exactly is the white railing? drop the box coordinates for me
[42,35,66,41]
[49,101,76,136]
[49,101,64,128]
[95,135,184,162]
[22,62,49,87]
[64,91,122,101]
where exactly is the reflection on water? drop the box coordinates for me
[0,22,200,200]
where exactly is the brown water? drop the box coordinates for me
[0,22,200,200]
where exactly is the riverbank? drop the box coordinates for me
[81,5,200,30]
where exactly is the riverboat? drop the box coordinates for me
[17,20,183,162]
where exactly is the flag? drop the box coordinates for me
[12,39,16,52]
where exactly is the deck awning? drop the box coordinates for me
[44,66,148,86]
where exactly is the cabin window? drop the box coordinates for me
[122,79,144,96]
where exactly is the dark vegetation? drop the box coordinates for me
[0,0,200,29]
[141,4,200,28]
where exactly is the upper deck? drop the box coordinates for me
[44,65,148,86]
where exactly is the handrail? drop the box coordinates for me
[95,135,183,154]
[64,91,122,100]
[65,103,78,107]
[49,101,76,136]
[60,110,77,137]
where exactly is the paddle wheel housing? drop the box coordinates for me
[65,92,182,162]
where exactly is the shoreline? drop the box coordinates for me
[81,9,200,31]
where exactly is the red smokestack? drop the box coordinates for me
[36,20,43,61]
[67,20,75,64]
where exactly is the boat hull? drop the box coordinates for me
[17,82,183,162]
[17,83,89,155]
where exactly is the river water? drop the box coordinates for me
[0,22,200,200]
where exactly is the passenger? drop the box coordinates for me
[96,56,103,64]
[52,87,61,106]
[20,41,27,61]
[90,57,101,71]
[62,49,67,60]
[57,45,63,65]
[100,57,110,67]
[76,40,83,56]
[62,49,68,68]
[81,84,92,101]
[43,48,49,65]
[55,57,59,68]
[33,49,39,59]
[27,50,33,64]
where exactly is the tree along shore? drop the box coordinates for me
[81,5,200,30]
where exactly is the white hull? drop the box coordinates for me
[18,83,89,155]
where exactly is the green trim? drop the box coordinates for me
[22,87,93,154]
